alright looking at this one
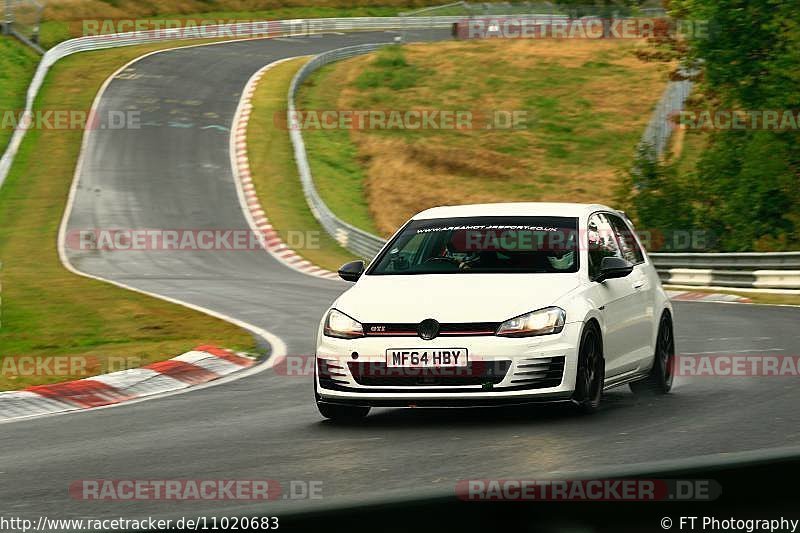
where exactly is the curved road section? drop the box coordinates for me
[2,31,800,520]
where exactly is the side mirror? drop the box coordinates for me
[338,260,365,282]
[596,256,634,282]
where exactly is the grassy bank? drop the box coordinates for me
[672,127,708,177]
[246,58,360,272]
[0,37,40,152]
[0,39,261,390]
[297,39,675,237]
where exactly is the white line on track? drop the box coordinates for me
[35,39,304,423]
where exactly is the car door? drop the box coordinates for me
[606,213,655,370]
[585,212,641,376]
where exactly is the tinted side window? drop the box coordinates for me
[587,213,623,279]
[608,214,645,264]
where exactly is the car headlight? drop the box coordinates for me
[496,307,566,338]
[324,309,364,339]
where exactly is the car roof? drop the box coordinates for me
[411,202,616,220]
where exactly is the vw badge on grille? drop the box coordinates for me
[417,319,440,340]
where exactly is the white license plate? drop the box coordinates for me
[386,348,468,368]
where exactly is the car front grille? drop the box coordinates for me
[318,356,566,391]
[317,357,349,388]
[347,360,511,387]
[509,356,565,388]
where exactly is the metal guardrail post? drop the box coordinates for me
[3,0,12,35]
[3,0,44,53]
[30,0,43,44]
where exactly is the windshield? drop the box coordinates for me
[368,216,579,275]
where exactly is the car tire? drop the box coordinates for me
[630,313,674,395]
[572,322,604,414]
[316,400,371,422]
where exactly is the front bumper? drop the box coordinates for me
[315,322,581,405]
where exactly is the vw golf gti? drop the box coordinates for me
[314,203,675,420]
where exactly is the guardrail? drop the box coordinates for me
[648,251,800,270]
[650,252,800,290]
[640,73,693,156]
[288,43,395,260]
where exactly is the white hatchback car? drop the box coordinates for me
[315,203,674,420]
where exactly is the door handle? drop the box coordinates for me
[632,279,645,290]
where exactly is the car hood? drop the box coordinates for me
[333,273,582,323]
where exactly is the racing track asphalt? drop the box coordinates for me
[2,31,800,521]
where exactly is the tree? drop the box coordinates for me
[653,0,800,250]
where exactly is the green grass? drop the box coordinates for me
[354,45,432,91]
[296,39,673,236]
[0,37,39,153]
[295,63,382,236]
[673,127,708,177]
[247,57,360,272]
[0,39,261,390]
